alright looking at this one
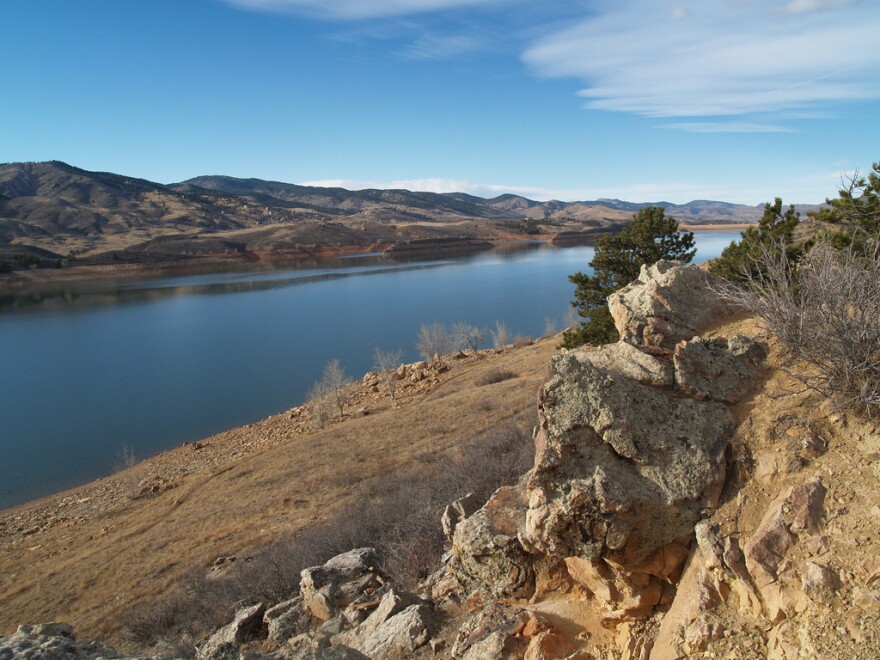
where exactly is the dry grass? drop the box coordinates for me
[0,337,558,653]
[122,421,534,654]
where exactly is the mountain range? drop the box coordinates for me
[0,161,821,268]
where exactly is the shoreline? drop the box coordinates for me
[0,224,750,290]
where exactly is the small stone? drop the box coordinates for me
[805,535,830,556]
[801,561,842,595]
[853,587,880,613]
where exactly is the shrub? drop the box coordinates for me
[307,359,351,426]
[417,322,453,363]
[453,322,486,353]
[717,240,880,418]
[491,320,511,348]
[373,347,404,399]
[475,369,517,386]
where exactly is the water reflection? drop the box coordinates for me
[0,232,743,509]
[0,259,462,314]
[0,242,578,314]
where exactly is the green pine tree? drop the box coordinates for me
[810,161,880,249]
[709,198,800,282]
[562,206,696,348]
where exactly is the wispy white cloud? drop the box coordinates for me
[662,122,795,133]
[301,177,554,198]
[783,0,856,15]
[397,32,485,59]
[297,177,817,205]
[225,0,501,20]
[523,0,880,119]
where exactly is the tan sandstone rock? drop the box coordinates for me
[450,482,535,599]
[608,260,734,349]
[299,548,386,621]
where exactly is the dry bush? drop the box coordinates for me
[307,359,352,426]
[306,381,333,429]
[373,347,404,399]
[491,321,511,348]
[453,322,486,352]
[417,322,453,363]
[475,369,518,386]
[121,419,534,653]
[717,240,880,417]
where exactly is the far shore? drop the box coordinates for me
[684,223,751,231]
[0,224,750,291]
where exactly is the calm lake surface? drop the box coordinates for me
[0,231,741,509]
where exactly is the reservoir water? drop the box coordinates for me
[0,231,741,509]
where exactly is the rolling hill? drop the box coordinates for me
[0,160,811,274]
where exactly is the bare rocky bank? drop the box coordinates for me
[2,261,879,659]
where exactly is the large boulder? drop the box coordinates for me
[196,602,266,660]
[265,597,316,643]
[353,603,433,658]
[570,341,674,388]
[331,587,433,657]
[449,482,535,599]
[450,604,533,660]
[441,492,482,543]
[608,261,734,349]
[521,350,733,606]
[299,548,386,621]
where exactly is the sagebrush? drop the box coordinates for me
[717,241,880,418]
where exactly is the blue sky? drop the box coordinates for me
[2,0,878,204]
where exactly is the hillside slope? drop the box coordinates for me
[0,161,777,278]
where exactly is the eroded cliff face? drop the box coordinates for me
[4,261,878,659]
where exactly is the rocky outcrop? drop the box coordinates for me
[444,261,755,625]
[450,604,571,660]
[441,492,481,543]
[265,597,315,643]
[299,548,387,621]
[519,347,733,617]
[0,623,119,659]
[608,260,734,349]
[196,602,266,660]
[652,474,832,659]
[571,340,673,387]
[449,482,535,599]
[337,597,433,658]
[190,548,433,659]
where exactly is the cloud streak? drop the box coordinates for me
[523,0,880,119]
[662,122,795,134]
[225,0,501,20]
[297,177,792,205]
